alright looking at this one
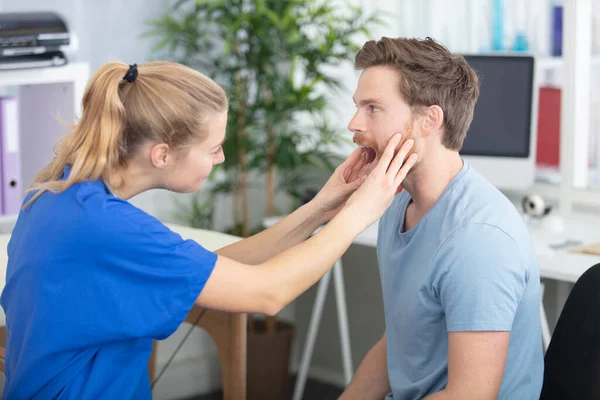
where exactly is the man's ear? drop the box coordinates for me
[421,105,444,137]
[149,143,171,169]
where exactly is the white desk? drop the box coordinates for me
[350,213,600,284]
[265,209,600,400]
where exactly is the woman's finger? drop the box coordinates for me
[386,139,414,177]
[348,150,367,181]
[339,148,365,180]
[341,147,363,168]
[394,153,418,187]
[373,133,401,176]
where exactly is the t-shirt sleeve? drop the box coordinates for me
[84,200,218,341]
[432,223,529,332]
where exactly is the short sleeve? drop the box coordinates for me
[432,223,529,332]
[78,199,218,342]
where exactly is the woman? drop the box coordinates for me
[0,61,416,399]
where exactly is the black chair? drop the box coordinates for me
[540,263,600,400]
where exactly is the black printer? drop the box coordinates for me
[0,11,70,70]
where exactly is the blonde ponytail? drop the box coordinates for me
[24,61,228,208]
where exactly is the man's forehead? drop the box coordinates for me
[354,67,401,102]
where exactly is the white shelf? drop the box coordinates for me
[0,62,89,88]
[536,165,561,185]
[0,214,17,224]
[0,62,90,233]
[0,214,18,232]
[537,55,600,70]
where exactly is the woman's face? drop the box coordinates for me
[166,111,227,193]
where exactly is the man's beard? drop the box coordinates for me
[352,118,416,168]
[352,132,378,166]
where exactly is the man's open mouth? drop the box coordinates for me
[358,145,377,167]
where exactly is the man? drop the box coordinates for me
[340,37,544,399]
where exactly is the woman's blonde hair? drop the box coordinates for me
[25,61,228,207]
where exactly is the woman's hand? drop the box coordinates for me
[310,147,369,221]
[343,134,417,230]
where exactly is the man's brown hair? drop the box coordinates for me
[355,37,479,150]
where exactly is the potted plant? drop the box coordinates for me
[146,1,381,398]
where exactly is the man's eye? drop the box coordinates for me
[369,105,380,112]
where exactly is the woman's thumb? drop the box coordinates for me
[351,175,367,189]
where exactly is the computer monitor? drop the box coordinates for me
[460,54,538,190]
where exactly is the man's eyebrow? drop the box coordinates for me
[352,97,384,106]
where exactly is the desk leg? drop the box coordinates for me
[185,308,247,400]
[540,282,551,351]
[149,340,158,382]
[333,259,354,384]
[292,269,332,400]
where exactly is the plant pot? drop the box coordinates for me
[247,319,295,400]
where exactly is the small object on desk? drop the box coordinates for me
[549,239,582,251]
[522,194,552,218]
[522,194,565,235]
[569,242,600,256]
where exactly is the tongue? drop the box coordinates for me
[365,147,377,164]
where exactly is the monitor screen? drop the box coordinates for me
[460,55,534,158]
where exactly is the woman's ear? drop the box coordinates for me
[421,105,444,137]
[149,143,171,169]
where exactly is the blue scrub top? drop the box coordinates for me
[0,166,218,399]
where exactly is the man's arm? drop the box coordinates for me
[423,331,509,400]
[339,332,391,400]
[427,223,528,399]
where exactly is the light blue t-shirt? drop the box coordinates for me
[377,160,544,400]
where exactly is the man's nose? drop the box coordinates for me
[348,112,365,134]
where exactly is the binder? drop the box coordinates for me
[0,97,21,214]
[536,87,561,167]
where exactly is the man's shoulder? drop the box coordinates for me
[427,221,535,303]
[452,166,527,236]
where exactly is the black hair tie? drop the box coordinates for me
[123,63,138,83]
